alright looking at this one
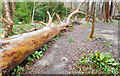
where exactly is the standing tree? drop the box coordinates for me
[113,0,120,13]
[1,0,13,38]
[101,2,105,19]
[105,2,109,22]
[31,1,40,23]
[87,1,94,23]
[89,2,96,38]
[113,7,116,19]
[11,0,16,20]
[85,0,89,21]
[110,1,113,17]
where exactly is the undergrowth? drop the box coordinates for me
[74,51,119,74]
[73,39,119,74]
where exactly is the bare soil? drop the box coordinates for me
[25,20,118,74]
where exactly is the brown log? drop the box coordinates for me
[0,13,69,74]
[0,23,69,74]
[0,7,85,74]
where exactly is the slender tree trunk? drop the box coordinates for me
[101,2,104,19]
[110,1,113,17]
[11,0,15,19]
[105,2,109,22]
[113,0,120,13]
[10,0,15,34]
[1,0,13,38]
[89,2,95,38]
[31,1,36,22]
[114,7,116,19]
[85,0,89,21]
[87,2,93,23]
[70,2,73,12]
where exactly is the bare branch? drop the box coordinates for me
[66,11,86,23]
[38,21,47,26]
[47,11,52,24]
[76,2,84,11]
[47,11,55,26]
[56,14,62,24]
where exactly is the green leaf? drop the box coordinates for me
[78,71,82,74]
[14,68,16,72]
[39,51,42,54]
[101,62,105,66]
[35,51,39,54]
[40,54,43,57]
[17,65,20,69]
[32,54,35,58]
[107,58,114,63]
[100,54,105,60]
[112,63,119,66]
[80,42,84,44]
[95,51,99,57]
[36,55,39,59]
[69,36,73,42]
[22,68,25,72]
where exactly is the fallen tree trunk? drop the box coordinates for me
[0,10,89,74]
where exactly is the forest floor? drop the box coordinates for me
[25,20,119,74]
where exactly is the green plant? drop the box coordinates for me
[53,33,61,41]
[42,44,48,51]
[80,42,84,44]
[74,51,119,74]
[12,65,25,75]
[69,36,73,42]
[34,51,43,59]
[27,56,34,62]
[46,63,49,67]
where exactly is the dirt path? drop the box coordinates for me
[25,20,118,74]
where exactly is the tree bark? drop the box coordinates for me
[105,2,109,22]
[89,2,96,38]
[110,1,113,17]
[113,0,120,13]
[1,0,13,38]
[101,2,104,19]
[85,0,89,21]
[31,1,36,22]
[114,7,116,19]
[87,2,94,23]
